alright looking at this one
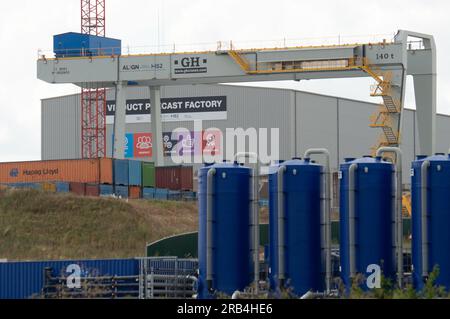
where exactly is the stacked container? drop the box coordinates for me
[197,162,253,299]
[70,182,86,196]
[339,156,396,290]
[411,154,450,290]
[156,166,193,191]
[113,160,142,199]
[86,184,100,197]
[142,162,156,188]
[268,158,324,296]
[0,159,113,185]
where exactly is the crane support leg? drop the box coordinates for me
[414,74,437,155]
[396,30,437,156]
[113,81,127,159]
[150,86,164,166]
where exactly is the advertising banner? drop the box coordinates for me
[106,96,227,124]
[114,130,222,159]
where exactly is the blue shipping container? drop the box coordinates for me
[114,160,129,186]
[100,184,114,196]
[55,182,70,193]
[8,183,41,190]
[128,160,142,186]
[0,259,138,299]
[143,188,155,200]
[154,188,169,200]
[115,185,129,198]
[54,32,121,58]
[168,190,182,201]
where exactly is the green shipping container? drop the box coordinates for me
[142,162,156,188]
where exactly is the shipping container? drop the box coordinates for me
[85,184,100,197]
[42,182,56,192]
[168,190,182,201]
[0,259,137,299]
[0,158,113,185]
[155,166,193,191]
[143,187,155,200]
[182,191,197,201]
[128,160,142,186]
[70,182,86,196]
[114,160,129,186]
[154,188,169,200]
[115,185,129,198]
[142,162,156,188]
[7,183,41,190]
[129,186,141,199]
[55,182,70,193]
[100,184,114,197]
[54,32,121,58]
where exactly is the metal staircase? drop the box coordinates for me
[362,63,401,154]
[228,50,251,72]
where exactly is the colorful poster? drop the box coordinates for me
[115,130,223,158]
[134,133,153,158]
[202,130,222,156]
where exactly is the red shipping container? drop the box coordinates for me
[129,186,141,199]
[0,158,113,185]
[85,184,100,197]
[155,166,193,191]
[70,182,86,196]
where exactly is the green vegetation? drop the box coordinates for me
[345,266,450,299]
[0,188,198,261]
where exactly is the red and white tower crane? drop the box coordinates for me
[80,0,106,158]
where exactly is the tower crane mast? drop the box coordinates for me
[80,0,106,159]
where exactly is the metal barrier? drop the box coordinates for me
[138,257,199,299]
[42,268,139,299]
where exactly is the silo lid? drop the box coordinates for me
[343,157,391,165]
[418,154,449,162]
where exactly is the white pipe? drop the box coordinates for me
[349,164,358,278]
[277,165,287,286]
[421,161,430,277]
[234,152,260,295]
[206,168,216,291]
[304,149,332,294]
[376,147,404,288]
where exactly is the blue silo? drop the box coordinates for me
[412,154,450,291]
[268,158,324,296]
[197,162,253,299]
[340,157,396,290]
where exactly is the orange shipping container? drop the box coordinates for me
[0,159,113,185]
[129,186,141,199]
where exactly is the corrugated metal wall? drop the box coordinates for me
[0,259,138,299]
[41,84,450,184]
[41,94,81,160]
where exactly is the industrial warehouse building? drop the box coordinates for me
[42,84,450,185]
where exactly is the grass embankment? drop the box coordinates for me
[0,188,198,261]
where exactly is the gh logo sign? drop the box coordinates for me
[366,264,381,289]
[181,57,201,68]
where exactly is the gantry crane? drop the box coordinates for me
[37,30,436,168]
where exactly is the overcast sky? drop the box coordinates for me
[0,0,449,162]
